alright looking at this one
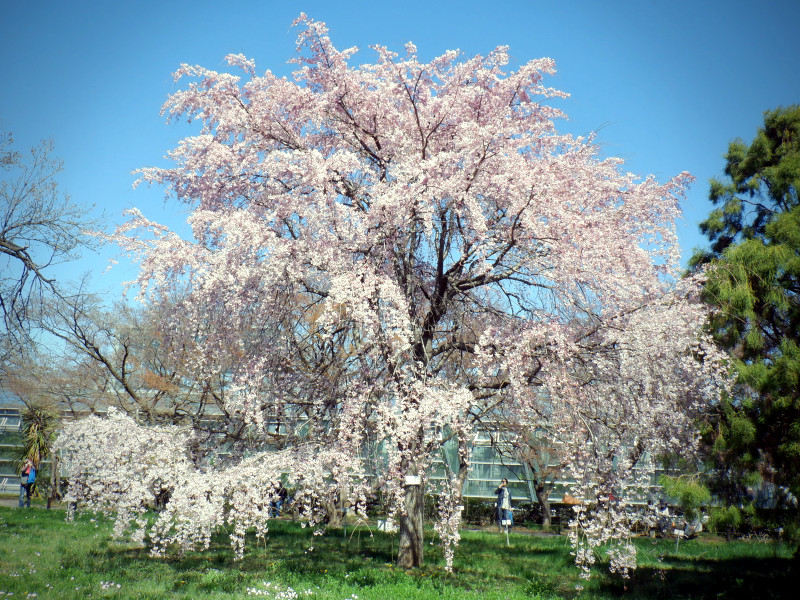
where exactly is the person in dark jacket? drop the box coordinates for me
[19,459,36,508]
[495,478,513,528]
[271,483,288,517]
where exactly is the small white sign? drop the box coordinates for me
[673,529,684,537]
[404,475,421,486]
[377,518,396,532]
[502,519,511,526]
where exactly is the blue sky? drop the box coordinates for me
[2,0,798,295]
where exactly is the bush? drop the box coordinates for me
[659,475,711,522]
[459,498,560,527]
[708,505,743,537]
[462,498,497,525]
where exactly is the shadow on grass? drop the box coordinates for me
[596,554,798,600]
[100,519,402,577]
[91,521,568,597]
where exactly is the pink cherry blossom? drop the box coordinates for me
[60,16,729,576]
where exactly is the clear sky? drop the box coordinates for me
[1,0,798,296]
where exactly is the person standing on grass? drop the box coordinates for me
[495,478,513,528]
[271,483,288,518]
[19,458,36,508]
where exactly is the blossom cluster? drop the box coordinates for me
[432,476,465,571]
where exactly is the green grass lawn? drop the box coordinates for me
[0,505,797,599]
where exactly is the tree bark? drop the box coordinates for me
[47,453,60,510]
[322,496,342,528]
[397,479,424,568]
[534,480,552,529]
[523,463,552,529]
[322,487,349,529]
[442,433,471,504]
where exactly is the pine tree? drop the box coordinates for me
[691,105,800,512]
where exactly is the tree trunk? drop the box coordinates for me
[534,480,552,529]
[323,496,342,528]
[397,478,424,568]
[340,486,349,527]
[523,463,552,529]
[442,434,471,504]
[455,435,471,501]
[47,453,60,510]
